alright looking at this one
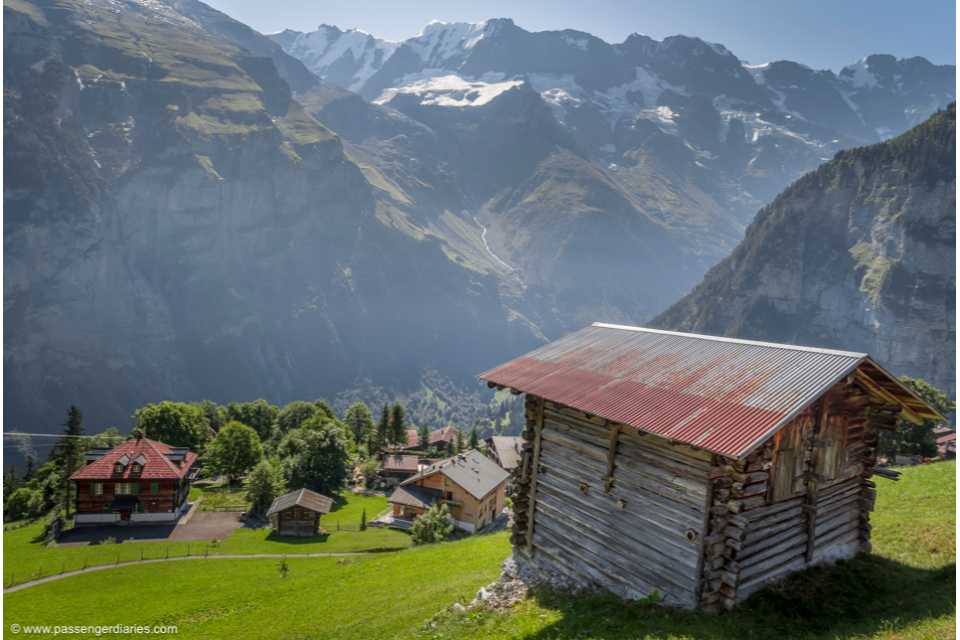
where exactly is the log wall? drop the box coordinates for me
[512,396,713,609]
[699,377,889,610]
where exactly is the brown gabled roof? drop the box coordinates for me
[402,449,509,500]
[429,426,459,445]
[387,484,442,510]
[382,454,419,472]
[400,427,460,449]
[481,323,944,460]
[70,438,197,480]
[266,488,334,517]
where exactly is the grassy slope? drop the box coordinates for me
[425,461,956,640]
[4,494,409,585]
[3,463,953,639]
[3,533,509,640]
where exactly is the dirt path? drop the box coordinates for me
[4,551,375,594]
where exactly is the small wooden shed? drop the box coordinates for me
[267,488,333,537]
[481,323,942,610]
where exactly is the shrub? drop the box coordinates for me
[5,487,45,520]
[411,503,455,545]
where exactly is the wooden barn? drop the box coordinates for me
[267,488,333,536]
[480,323,942,610]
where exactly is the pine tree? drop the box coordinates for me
[53,406,85,517]
[417,423,430,449]
[468,424,479,450]
[455,428,464,454]
[374,405,390,454]
[360,507,367,531]
[390,403,407,446]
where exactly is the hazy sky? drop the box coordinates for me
[205,0,956,71]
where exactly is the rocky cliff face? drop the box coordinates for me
[655,106,956,393]
[4,0,537,431]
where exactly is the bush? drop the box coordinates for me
[411,503,455,545]
[5,487,45,520]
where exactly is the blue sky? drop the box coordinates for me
[206,0,955,70]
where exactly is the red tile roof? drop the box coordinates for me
[70,438,197,480]
[936,433,956,445]
[481,323,942,460]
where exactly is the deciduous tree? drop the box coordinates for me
[244,459,286,516]
[278,417,351,495]
[206,421,264,483]
[133,401,212,450]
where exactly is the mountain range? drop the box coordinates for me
[4,0,955,435]
[656,105,955,393]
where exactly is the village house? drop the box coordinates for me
[401,426,460,452]
[481,323,942,611]
[70,436,198,525]
[936,432,956,459]
[485,435,523,473]
[379,454,421,485]
[267,488,333,537]
[386,449,509,532]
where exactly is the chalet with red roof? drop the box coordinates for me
[70,436,198,525]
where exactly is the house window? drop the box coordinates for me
[131,463,142,475]
[150,482,159,495]
[113,463,124,474]
[92,482,103,496]
[115,483,140,495]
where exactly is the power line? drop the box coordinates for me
[3,432,112,439]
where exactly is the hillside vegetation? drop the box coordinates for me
[4,462,954,639]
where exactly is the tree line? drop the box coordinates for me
[3,397,481,525]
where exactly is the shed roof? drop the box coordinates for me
[70,438,197,480]
[480,323,943,460]
[402,449,510,500]
[387,484,442,509]
[266,488,334,517]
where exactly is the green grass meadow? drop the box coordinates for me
[4,492,409,586]
[3,462,954,639]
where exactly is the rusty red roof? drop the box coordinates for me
[70,438,197,480]
[480,323,941,460]
[936,433,956,445]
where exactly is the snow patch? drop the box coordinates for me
[408,20,493,65]
[374,72,524,107]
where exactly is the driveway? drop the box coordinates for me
[58,512,243,546]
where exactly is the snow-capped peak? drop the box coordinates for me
[407,20,500,65]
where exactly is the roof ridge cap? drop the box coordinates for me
[591,323,868,358]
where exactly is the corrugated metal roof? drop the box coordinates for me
[480,323,940,460]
